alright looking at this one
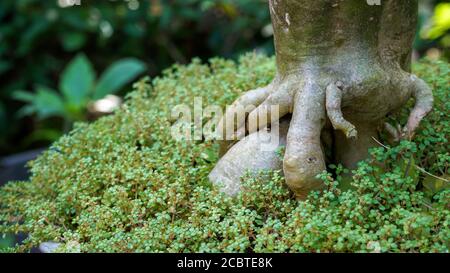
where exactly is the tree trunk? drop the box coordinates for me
[210,0,433,199]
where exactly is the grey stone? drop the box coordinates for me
[209,119,289,196]
[39,242,61,253]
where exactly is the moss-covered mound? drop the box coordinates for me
[1,54,449,253]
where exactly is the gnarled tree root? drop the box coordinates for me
[210,70,433,200]
[209,0,433,200]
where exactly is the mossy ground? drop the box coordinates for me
[0,54,449,253]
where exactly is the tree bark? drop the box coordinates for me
[210,0,433,199]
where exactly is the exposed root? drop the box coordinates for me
[326,82,358,139]
[383,75,433,142]
[217,77,295,156]
[283,83,326,200]
[245,83,293,136]
[208,0,434,202]
[216,85,271,156]
[384,122,402,142]
[403,75,433,139]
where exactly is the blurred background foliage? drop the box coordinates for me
[0,0,448,156]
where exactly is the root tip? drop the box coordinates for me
[346,127,358,139]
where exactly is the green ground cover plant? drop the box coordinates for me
[0,54,448,253]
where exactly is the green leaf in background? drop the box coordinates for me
[425,3,450,39]
[12,90,35,103]
[12,90,38,118]
[61,32,87,52]
[93,58,146,100]
[60,53,95,107]
[33,86,66,119]
[17,18,50,56]
[16,105,36,118]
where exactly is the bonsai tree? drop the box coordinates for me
[211,0,434,199]
[1,0,448,253]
